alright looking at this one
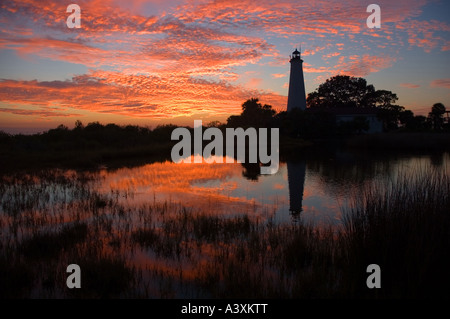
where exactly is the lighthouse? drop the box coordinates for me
[287,48,307,112]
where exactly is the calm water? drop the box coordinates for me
[87,150,450,225]
[1,149,449,298]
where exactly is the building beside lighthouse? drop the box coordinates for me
[287,48,307,112]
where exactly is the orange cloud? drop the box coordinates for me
[0,107,81,118]
[247,78,263,88]
[0,72,287,119]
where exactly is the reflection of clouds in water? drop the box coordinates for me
[94,158,267,215]
[173,155,242,164]
[273,183,285,190]
[91,158,340,225]
[89,153,450,226]
[99,158,240,190]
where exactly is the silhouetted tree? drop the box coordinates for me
[74,120,84,130]
[428,103,446,131]
[377,104,405,131]
[85,121,104,132]
[307,75,408,131]
[371,90,407,131]
[399,115,429,132]
[227,98,275,128]
[0,130,10,145]
[369,89,399,108]
[206,121,224,128]
[399,110,414,127]
[104,123,121,131]
[152,124,179,142]
[307,75,376,108]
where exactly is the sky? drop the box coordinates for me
[0,0,449,134]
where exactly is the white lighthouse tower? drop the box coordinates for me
[287,48,307,112]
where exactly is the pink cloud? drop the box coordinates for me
[247,78,263,88]
[397,19,450,52]
[0,37,109,67]
[322,52,340,59]
[400,83,420,89]
[303,63,330,74]
[334,54,396,77]
[430,79,450,89]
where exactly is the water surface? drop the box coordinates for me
[85,150,450,225]
[1,149,448,298]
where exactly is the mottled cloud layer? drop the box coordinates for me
[0,0,449,123]
[0,73,285,118]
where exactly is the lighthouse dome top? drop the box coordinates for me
[291,48,301,60]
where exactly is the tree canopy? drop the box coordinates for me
[307,75,375,108]
[428,103,447,131]
[227,98,276,128]
[306,75,400,110]
[306,75,411,131]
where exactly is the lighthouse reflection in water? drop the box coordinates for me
[287,160,306,218]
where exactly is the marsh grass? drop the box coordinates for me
[340,165,450,298]
[0,164,449,298]
[18,222,88,260]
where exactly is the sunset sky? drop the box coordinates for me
[1,0,449,134]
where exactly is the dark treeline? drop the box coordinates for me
[227,76,450,138]
[1,75,449,171]
[0,122,177,171]
[2,121,177,151]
